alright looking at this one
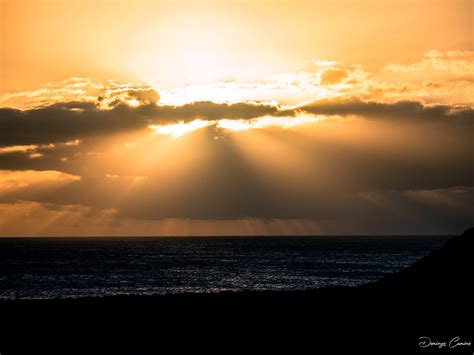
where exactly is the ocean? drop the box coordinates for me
[0,236,449,300]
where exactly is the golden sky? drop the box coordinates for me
[1,0,472,92]
[0,0,473,235]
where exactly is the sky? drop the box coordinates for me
[0,0,473,236]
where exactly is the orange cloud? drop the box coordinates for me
[384,50,474,75]
[0,170,80,194]
[0,78,160,110]
[319,68,348,85]
[0,145,39,155]
[0,201,327,236]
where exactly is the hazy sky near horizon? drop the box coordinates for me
[0,0,473,235]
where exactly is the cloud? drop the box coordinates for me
[0,103,144,145]
[360,79,474,106]
[0,143,59,159]
[158,60,370,106]
[1,184,473,236]
[0,201,117,237]
[0,170,80,196]
[0,78,161,110]
[7,113,470,223]
[97,87,160,108]
[152,101,282,121]
[369,50,474,105]
[0,115,472,234]
[355,186,474,234]
[2,50,472,112]
[156,50,473,107]
[0,145,40,155]
[298,97,474,124]
[0,201,328,236]
[319,68,348,85]
[384,50,474,76]
[2,90,472,147]
[0,100,285,145]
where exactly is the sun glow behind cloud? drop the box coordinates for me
[217,114,321,132]
[149,119,213,137]
[148,114,323,138]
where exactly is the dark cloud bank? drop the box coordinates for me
[0,97,472,146]
[0,100,280,146]
[0,97,473,234]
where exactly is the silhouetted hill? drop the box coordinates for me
[371,227,474,292]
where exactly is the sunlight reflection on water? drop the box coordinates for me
[0,236,448,300]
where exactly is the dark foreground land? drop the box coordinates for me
[1,229,473,354]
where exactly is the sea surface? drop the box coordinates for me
[0,236,449,300]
